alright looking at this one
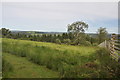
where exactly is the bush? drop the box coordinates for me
[95,48,120,78]
[63,39,71,44]
[84,41,91,46]
[92,43,98,46]
[55,39,61,44]
[78,41,91,46]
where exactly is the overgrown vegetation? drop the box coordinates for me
[2,58,13,77]
[2,38,120,78]
[97,27,108,43]
[3,53,59,78]
[1,21,119,78]
[1,21,105,46]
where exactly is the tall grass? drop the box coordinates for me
[2,38,98,77]
[2,58,13,77]
[3,38,120,78]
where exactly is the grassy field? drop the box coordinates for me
[3,53,59,78]
[2,38,98,56]
[2,38,120,78]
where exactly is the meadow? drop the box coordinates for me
[3,52,59,78]
[2,38,120,78]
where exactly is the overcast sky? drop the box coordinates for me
[1,2,118,33]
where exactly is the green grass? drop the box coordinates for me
[3,52,60,78]
[2,38,120,78]
[2,38,98,56]
[2,38,99,78]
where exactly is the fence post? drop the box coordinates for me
[110,34,117,61]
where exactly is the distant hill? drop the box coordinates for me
[11,30,64,35]
[11,30,112,38]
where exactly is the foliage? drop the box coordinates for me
[97,27,108,43]
[92,43,98,46]
[67,21,89,45]
[67,21,88,33]
[0,28,11,38]
[2,58,13,77]
[63,39,71,44]
[2,38,98,78]
[55,39,61,44]
[96,48,120,78]
[0,27,102,46]
[3,38,120,78]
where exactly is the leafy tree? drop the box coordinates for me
[68,32,74,40]
[85,35,98,45]
[0,28,11,38]
[41,34,47,42]
[67,21,88,33]
[67,21,88,45]
[62,33,69,39]
[97,27,108,43]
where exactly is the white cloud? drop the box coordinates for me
[3,2,118,20]
[2,2,118,33]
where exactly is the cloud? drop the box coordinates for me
[2,2,118,33]
[3,2,118,20]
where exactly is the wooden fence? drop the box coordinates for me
[107,34,120,62]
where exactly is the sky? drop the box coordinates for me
[1,2,118,33]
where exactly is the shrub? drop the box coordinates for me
[63,39,71,44]
[95,48,120,78]
[78,41,91,46]
[92,43,98,46]
[55,39,61,44]
[83,41,91,46]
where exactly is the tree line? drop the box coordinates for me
[0,21,108,46]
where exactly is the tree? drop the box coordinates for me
[97,27,108,44]
[67,21,88,33]
[67,21,88,45]
[0,28,11,38]
[68,32,74,40]
[62,33,68,39]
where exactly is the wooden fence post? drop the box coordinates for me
[110,34,118,61]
